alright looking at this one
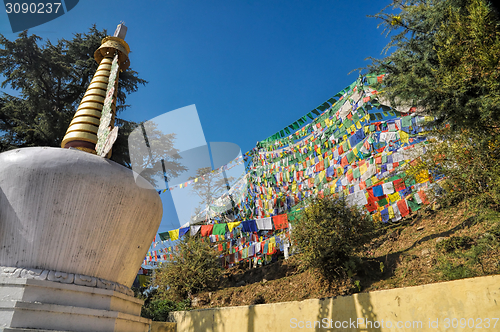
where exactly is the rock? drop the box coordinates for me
[417,226,425,231]
[262,279,268,284]
[191,297,199,307]
[435,237,446,243]
[421,248,430,256]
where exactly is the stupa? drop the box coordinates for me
[0,24,162,331]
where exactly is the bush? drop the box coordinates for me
[291,194,378,279]
[153,235,222,301]
[436,236,474,252]
[141,298,190,322]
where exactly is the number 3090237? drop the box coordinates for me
[5,3,62,14]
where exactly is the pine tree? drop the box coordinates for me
[0,26,146,166]
[367,0,500,134]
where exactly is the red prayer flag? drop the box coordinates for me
[418,190,430,204]
[315,160,325,172]
[200,224,214,237]
[272,214,289,230]
[365,200,378,212]
[397,199,410,217]
[393,179,406,192]
[341,156,348,167]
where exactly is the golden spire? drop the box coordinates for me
[61,23,130,156]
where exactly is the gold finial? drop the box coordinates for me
[61,23,130,155]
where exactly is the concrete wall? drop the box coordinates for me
[151,322,177,332]
[171,275,500,331]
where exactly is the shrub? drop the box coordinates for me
[141,298,190,321]
[291,194,378,279]
[153,235,222,301]
[436,236,474,252]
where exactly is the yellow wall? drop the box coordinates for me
[171,275,500,331]
[151,322,177,332]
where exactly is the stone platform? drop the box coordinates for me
[0,276,149,331]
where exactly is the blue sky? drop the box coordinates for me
[1,0,395,234]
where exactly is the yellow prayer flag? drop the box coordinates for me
[318,170,325,182]
[168,229,179,241]
[399,130,409,144]
[388,191,401,203]
[227,221,241,232]
[360,163,368,175]
[416,169,430,183]
[388,206,394,219]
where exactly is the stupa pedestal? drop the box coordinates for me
[0,147,163,331]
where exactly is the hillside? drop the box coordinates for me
[191,204,500,309]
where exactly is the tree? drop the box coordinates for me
[291,194,378,280]
[153,235,222,301]
[367,0,500,211]
[0,26,146,166]
[188,167,235,222]
[367,0,500,135]
[127,120,188,189]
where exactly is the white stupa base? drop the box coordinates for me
[0,277,150,332]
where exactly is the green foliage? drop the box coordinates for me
[490,223,500,238]
[368,0,500,135]
[0,26,146,166]
[141,298,190,322]
[291,194,379,280]
[437,260,477,281]
[436,236,474,252]
[153,235,222,301]
[435,232,499,280]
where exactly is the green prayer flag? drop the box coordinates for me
[213,223,227,236]
[402,116,412,127]
[159,232,170,241]
[405,176,416,187]
[407,197,421,211]
[352,112,359,122]
[377,197,388,207]
[347,150,355,163]
[353,167,361,178]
